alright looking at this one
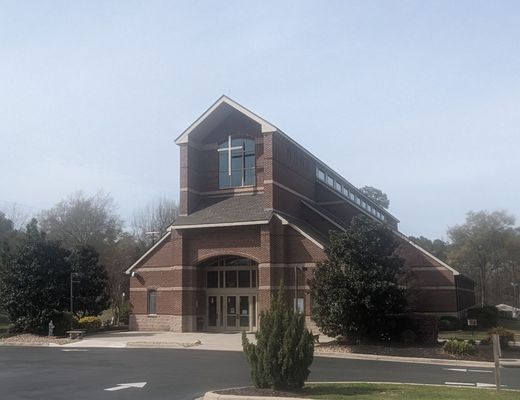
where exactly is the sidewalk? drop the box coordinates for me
[58,331,249,351]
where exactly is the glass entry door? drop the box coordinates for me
[239,296,249,328]
[226,296,237,329]
[207,294,256,331]
[208,296,217,327]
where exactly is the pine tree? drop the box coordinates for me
[242,285,314,390]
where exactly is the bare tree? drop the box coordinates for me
[103,233,141,324]
[2,204,30,231]
[39,190,123,253]
[131,197,178,248]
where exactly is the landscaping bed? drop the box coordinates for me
[315,340,520,362]
[0,333,76,346]
[215,383,520,399]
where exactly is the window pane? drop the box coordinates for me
[251,270,257,288]
[326,175,334,186]
[238,270,251,288]
[225,271,237,288]
[231,154,242,170]
[219,172,230,189]
[231,170,242,187]
[231,138,244,147]
[244,154,255,168]
[228,258,253,266]
[207,271,218,288]
[244,169,255,186]
[148,291,157,314]
[335,181,342,191]
[219,153,228,172]
[317,169,325,181]
[219,271,224,288]
[244,139,255,152]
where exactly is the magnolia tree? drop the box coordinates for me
[309,215,407,341]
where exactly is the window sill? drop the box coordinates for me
[147,314,157,318]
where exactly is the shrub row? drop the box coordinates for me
[376,314,439,344]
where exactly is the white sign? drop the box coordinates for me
[104,382,147,391]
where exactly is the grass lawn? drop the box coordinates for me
[439,318,520,342]
[303,383,520,400]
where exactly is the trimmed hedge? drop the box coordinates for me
[438,316,462,331]
[77,316,102,333]
[375,314,438,344]
[467,306,498,329]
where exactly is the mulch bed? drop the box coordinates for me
[315,340,520,362]
[0,333,76,345]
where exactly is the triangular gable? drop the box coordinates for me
[175,95,278,145]
[125,231,171,274]
[394,231,460,276]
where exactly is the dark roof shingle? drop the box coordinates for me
[173,194,271,227]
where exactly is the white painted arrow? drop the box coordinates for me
[444,368,468,372]
[476,382,507,388]
[104,382,147,391]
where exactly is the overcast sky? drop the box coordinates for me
[1,1,519,239]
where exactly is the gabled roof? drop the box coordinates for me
[173,194,272,228]
[175,95,278,145]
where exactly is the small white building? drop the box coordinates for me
[496,304,519,318]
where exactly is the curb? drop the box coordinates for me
[314,351,495,368]
[203,390,307,400]
[501,359,520,368]
[127,341,201,349]
[203,382,520,400]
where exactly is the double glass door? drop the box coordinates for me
[207,294,256,330]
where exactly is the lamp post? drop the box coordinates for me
[70,272,80,329]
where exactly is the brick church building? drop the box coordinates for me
[126,96,475,332]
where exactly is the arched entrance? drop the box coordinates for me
[200,256,258,331]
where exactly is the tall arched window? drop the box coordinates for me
[218,136,255,189]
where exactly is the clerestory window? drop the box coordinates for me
[218,136,255,189]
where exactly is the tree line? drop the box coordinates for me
[410,211,520,308]
[0,191,178,330]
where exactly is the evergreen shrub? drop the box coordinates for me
[242,286,314,390]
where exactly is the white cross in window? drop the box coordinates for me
[217,135,243,176]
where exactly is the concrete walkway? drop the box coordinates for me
[59,331,253,350]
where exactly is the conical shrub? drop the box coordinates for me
[242,284,314,390]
